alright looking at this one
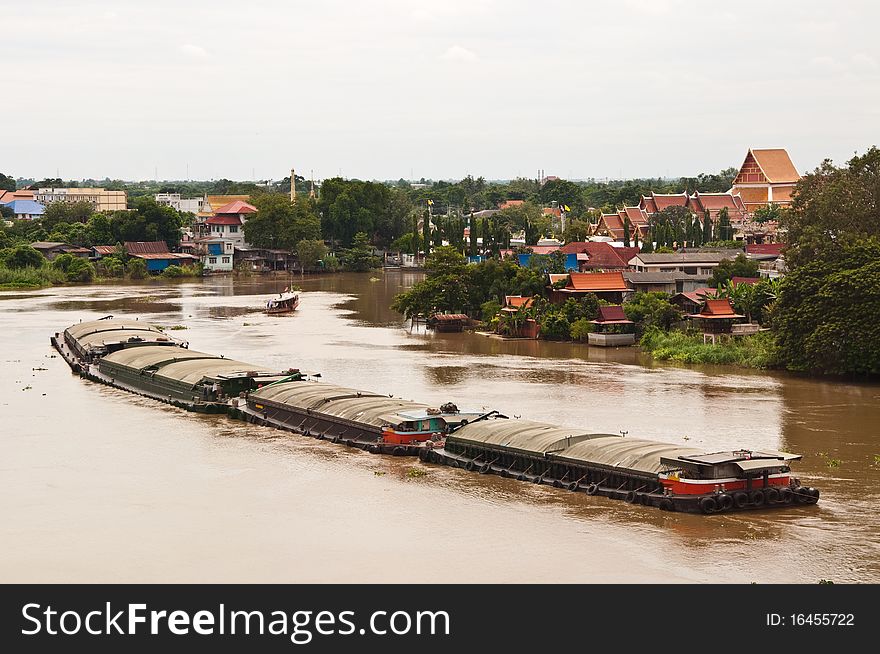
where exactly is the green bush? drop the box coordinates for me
[480,299,501,321]
[540,313,570,340]
[624,292,681,333]
[126,258,147,279]
[0,264,65,288]
[51,254,95,282]
[99,255,125,278]
[3,245,45,269]
[161,264,201,278]
[639,327,778,368]
[569,318,593,341]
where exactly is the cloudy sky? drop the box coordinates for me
[2,0,878,182]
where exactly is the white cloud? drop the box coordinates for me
[440,45,477,62]
[852,53,878,69]
[179,43,208,59]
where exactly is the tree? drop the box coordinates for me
[753,203,782,223]
[0,172,15,192]
[296,239,328,270]
[244,194,321,250]
[563,219,591,243]
[708,253,759,287]
[3,245,44,269]
[469,212,478,257]
[623,292,681,334]
[422,210,431,257]
[702,209,713,244]
[782,147,880,270]
[717,207,732,241]
[86,213,115,245]
[538,179,584,214]
[391,246,471,318]
[42,201,94,232]
[111,197,185,247]
[623,216,631,247]
[339,232,380,271]
[774,239,880,375]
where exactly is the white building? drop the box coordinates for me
[200,238,236,273]
[155,193,204,214]
[204,200,256,248]
[34,188,127,211]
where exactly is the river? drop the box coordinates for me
[2,271,878,583]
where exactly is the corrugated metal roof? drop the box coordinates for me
[125,241,170,254]
[251,382,426,427]
[66,319,163,339]
[102,345,215,370]
[154,358,270,384]
[449,418,612,455]
[74,329,177,349]
[554,437,704,475]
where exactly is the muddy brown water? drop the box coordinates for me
[2,271,878,583]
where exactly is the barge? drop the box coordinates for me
[52,318,820,514]
[423,418,819,514]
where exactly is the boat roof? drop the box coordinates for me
[394,408,486,421]
[268,292,298,302]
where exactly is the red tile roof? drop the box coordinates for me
[529,245,560,255]
[498,200,524,209]
[503,295,534,311]
[591,305,632,324]
[623,206,648,224]
[651,193,689,210]
[731,276,760,286]
[214,200,257,214]
[745,243,783,256]
[693,298,742,319]
[565,271,629,292]
[747,149,800,184]
[206,215,244,225]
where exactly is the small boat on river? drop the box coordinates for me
[265,289,299,315]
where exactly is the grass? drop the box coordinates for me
[0,265,66,289]
[639,327,779,369]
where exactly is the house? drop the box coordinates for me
[561,242,638,271]
[195,194,251,237]
[155,193,204,214]
[30,241,91,260]
[33,188,126,212]
[233,246,295,272]
[730,148,800,211]
[124,241,199,273]
[502,296,534,313]
[497,200,524,210]
[3,199,46,220]
[688,298,745,343]
[670,287,715,315]
[628,251,739,277]
[195,238,236,272]
[91,245,118,259]
[498,296,539,338]
[730,276,760,287]
[623,272,678,294]
[588,305,635,347]
[205,200,255,246]
[515,249,578,271]
[551,271,630,303]
[0,189,35,204]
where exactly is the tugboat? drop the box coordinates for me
[265,288,299,315]
[379,403,500,446]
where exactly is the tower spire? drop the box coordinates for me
[290,168,296,202]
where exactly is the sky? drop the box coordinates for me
[2,0,878,183]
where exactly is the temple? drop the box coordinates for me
[730,148,800,211]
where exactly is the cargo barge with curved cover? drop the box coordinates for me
[52,318,820,514]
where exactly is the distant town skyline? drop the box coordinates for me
[3,0,878,182]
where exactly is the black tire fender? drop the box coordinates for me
[699,496,718,514]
